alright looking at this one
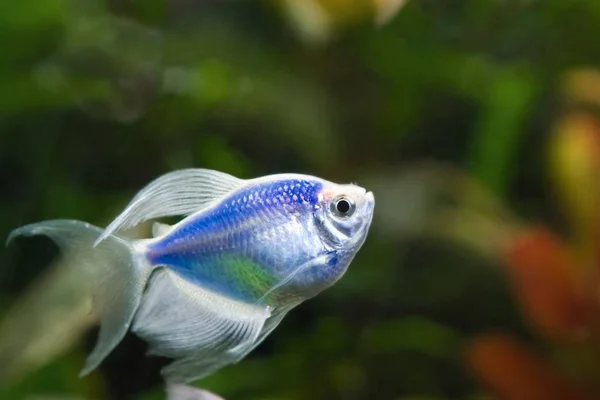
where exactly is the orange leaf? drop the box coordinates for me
[466,333,587,400]
[503,227,592,341]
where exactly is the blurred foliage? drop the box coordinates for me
[1,0,600,399]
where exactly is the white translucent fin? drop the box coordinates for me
[131,269,271,384]
[6,220,153,376]
[95,169,245,246]
[258,253,335,303]
[166,384,225,400]
[152,222,172,237]
[242,305,293,356]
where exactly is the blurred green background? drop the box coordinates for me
[1,0,600,399]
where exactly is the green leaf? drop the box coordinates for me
[467,67,540,197]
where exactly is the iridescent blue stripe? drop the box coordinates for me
[145,178,323,303]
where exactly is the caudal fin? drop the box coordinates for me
[6,219,153,377]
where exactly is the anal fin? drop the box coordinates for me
[131,268,271,383]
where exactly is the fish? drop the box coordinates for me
[6,169,375,384]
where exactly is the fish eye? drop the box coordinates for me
[330,196,355,218]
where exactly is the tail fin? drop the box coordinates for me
[6,219,153,377]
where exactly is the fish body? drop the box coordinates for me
[145,175,370,305]
[7,170,375,384]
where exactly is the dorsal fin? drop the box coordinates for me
[94,169,245,246]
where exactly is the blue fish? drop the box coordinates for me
[7,169,375,383]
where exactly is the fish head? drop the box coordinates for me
[314,181,375,254]
[236,174,375,304]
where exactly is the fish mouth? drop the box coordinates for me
[362,191,375,225]
[365,191,375,220]
[365,191,375,206]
